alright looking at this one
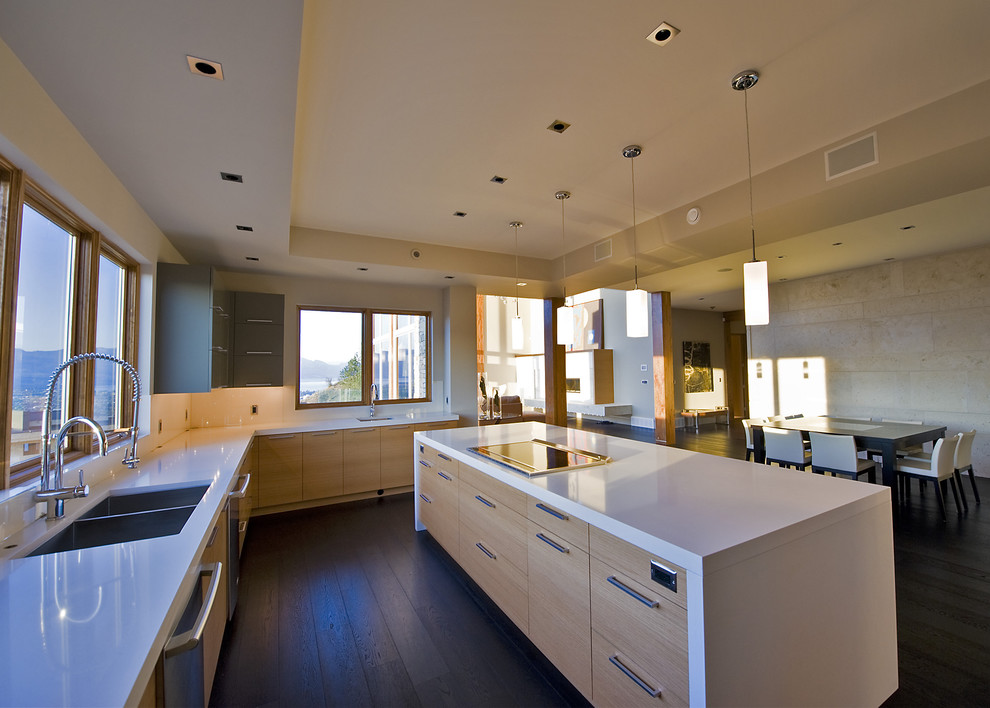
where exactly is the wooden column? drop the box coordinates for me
[651,291,676,445]
[543,298,566,427]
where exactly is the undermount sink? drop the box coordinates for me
[356,416,393,422]
[24,483,210,557]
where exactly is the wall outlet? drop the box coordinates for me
[158,419,162,434]
[184,409,188,421]
[251,404,258,415]
[641,379,649,385]
[640,364,648,372]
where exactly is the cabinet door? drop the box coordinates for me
[303,430,343,500]
[154,263,213,393]
[231,354,283,387]
[380,424,414,489]
[342,428,381,494]
[232,322,284,356]
[258,434,303,507]
[233,291,284,324]
[201,506,228,706]
[528,520,592,699]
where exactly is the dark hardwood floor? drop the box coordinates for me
[211,422,990,707]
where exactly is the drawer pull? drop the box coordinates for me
[535,502,568,521]
[245,382,272,387]
[351,429,375,434]
[475,542,496,560]
[606,575,660,608]
[266,434,296,440]
[437,470,453,481]
[608,654,662,698]
[246,318,274,323]
[438,453,452,462]
[474,494,495,509]
[419,459,432,467]
[245,350,273,355]
[310,431,337,437]
[238,520,247,533]
[206,524,220,548]
[536,533,569,554]
[390,425,411,430]
[419,493,432,504]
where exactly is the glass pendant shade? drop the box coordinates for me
[743,260,769,326]
[510,314,524,350]
[626,288,649,338]
[556,304,573,346]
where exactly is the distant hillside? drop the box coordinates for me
[299,357,342,383]
[14,348,127,394]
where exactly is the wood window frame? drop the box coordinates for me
[296,305,432,410]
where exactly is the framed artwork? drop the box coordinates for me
[682,340,713,393]
[566,299,604,351]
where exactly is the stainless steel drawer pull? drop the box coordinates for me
[536,533,570,554]
[165,563,223,658]
[476,542,496,560]
[606,575,660,608]
[245,350,273,355]
[535,502,568,521]
[390,425,411,430]
[437,470,452,481]
[351,429,375,433]
[229,473,251,498]
[245,382,272,387]
[246,318,274,323]
[474,495,495,509]
[438,453,451,462]
[310,431,337,436]
[608,654,662,698]
[266,434,296,440]
[419,493,432,504]
[419,459,432,467]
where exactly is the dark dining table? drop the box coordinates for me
[751,416,947,488]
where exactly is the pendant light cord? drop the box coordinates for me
[630,155,639,289]
[744,87,756,263]
[557,191,569,302]
[513,223,520,317]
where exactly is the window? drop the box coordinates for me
[297,307,430,409]
[0,152,139,489]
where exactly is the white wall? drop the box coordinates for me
[601,289,655,425]
[672,309,728,413]
[751,242,990,476]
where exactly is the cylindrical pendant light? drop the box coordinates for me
[555,191,573,346]
[510,221,524,350]
[623,145,649,337]
[732,69,769,326]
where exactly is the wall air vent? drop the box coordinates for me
[594,239,612,262]
[825,132,878,181]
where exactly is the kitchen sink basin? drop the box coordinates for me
[356,416,393,422]
[26,505,197,556]
[79,484,210,519]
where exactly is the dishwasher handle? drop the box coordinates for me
[229,473,251,499]
[165,562,223,658]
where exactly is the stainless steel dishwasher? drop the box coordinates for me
[163,562,223,707]
[226,473,250,619]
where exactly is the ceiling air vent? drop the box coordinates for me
[825,132,878,181]
[594,239,612,262]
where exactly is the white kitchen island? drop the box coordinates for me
[414,422,898,707]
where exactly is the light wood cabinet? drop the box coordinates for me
[342,427,381,494]
[302,430,343,500]
[201,506,228,706]
[380,424,415,489]
[236,442,256,555]
[527,518,592,699]
[416,442,459,559]
[257,433,302,507]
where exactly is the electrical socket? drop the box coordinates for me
[158,419,162,434]
[251,404,258,415]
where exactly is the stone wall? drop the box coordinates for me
[750,242,990,477]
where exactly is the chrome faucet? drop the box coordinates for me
[36,352,142,519]
[369,382,379,418]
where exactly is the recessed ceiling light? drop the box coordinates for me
[516,282,527,287]
[646,22,680,47]
[453,211,467,217]
[186,55,224,80]
[686,207,701,225]
[220,171,243,183]
[444,275,455,279]
[490,175,507,185]
[777,255,785,259]
[884,257,896,261]
[717,267,733,273]
[245,256,259,261]
[832,242,843,246]
[547,120,571,134]
[900,225,916,230]
[357,267,369,271]
[236,225,253,232]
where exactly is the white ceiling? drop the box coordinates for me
[2,0,990,310]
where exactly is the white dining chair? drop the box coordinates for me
[895,434,960,522]
[763,428,811,470]
[809,432,878,483]
[903,430,978,509]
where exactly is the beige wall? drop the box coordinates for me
[751,242,990,476]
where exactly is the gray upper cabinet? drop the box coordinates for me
[154,263,213,394]
[231,291,285,387]
[212,290,231,389]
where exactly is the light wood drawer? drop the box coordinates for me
[419,458,458,507]
[527,521,592,699]
[458,462,527,516]
[527,496,589,552]
[418,488,459,560]
[459,480,527,574]
[590,526,687,611]
[418,443,458,478]
[590,556,688,704]
[458,525,528,633]
[592,630,687,708]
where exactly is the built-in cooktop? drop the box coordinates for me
[468,438,612,476]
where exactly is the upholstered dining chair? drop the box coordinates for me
[763,428,811,470]
[904,430,978,509]
[809,432,878,483]
[741,418,765,461]
[895,434,960,522]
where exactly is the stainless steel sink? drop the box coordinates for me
[356,416,393,422]
[79,484,209,519]
[26,505,197,556]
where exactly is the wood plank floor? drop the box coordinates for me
[211,423,990,707]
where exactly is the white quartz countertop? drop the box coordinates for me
[416,422,891,575]
[254,411,457,436]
